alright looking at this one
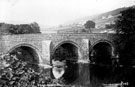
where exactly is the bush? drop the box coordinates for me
[0,54,56,87]
[105,24,115,29]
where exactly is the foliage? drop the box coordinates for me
[0,22,41,35]
[105,24,115,29]
[30,22,41,33]
[114,6,135,66]
[0,54,58,87]
[84,20,95,32]
[111,7,135,86]
[114,6,135,46]
[114,7,135,35]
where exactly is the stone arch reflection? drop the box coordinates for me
[52,42,79,84]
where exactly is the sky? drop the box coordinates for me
[0,0,135,28]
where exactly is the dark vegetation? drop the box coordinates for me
[114,6,135,66]
[0,22,41,35]
[84,20,95,29]
[83,20,95,33]
[113,6,135,86]
[105,23,115,29]
[0,54,54,87]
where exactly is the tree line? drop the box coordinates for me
[0,22,41,35]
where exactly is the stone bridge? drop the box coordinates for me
[0,33,117,85]
[0,33,116,63]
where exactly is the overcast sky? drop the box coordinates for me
[0,0,134,28]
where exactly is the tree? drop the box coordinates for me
[0,22,41,35]
[9,22,41,34]
[0,23,11,35]
[84,20,95,32]
[114,7,135,50]
[115,7,135,35]
[108,7,135,85]
[30,22,41,33]
[114,7,135,65]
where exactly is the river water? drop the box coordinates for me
[43,61,135,87]
[77,62,135,87]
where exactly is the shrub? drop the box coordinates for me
[0,54,55,87]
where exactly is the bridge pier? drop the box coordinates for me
[42,40,52,64]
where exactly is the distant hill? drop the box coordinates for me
[63,7,127,29]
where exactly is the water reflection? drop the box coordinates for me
[40,58,135,87]
[90,63,114,87]
[50,59,79,85]
[89,62,135,87]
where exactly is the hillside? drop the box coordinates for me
[63,7,126,29]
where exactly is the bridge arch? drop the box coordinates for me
[8,44,41,71]
[52,40,81,57]
[51,41,80,84]
[90,40,115,65]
